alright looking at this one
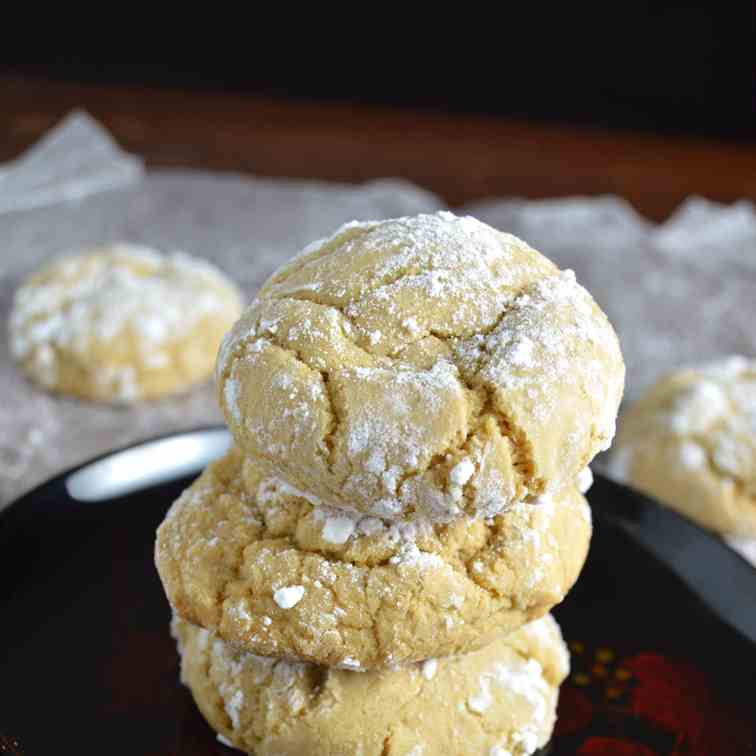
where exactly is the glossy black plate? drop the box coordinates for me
[1,429,755,755]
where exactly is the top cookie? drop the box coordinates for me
[610,356,756,536]
[10,244,244,403]
[217,212,624,521]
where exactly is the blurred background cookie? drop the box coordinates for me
[156,446,591,669]
[9,243,243,403]
[172,612,569,756]
[609,356,756,537]
[217,212,624,521]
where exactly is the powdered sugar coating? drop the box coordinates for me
[467,655,549,744]
[450,458,476,486]
[320,513,357,544]
[217,212,624,521]
[10,243,243,402]
[577,467,594,494]
[216,733,236,748]
[273,585,305,609]
[421,658,438,680]
[678,441,707,470]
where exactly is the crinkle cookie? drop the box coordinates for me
[155,447,591,669]
[216,212,624,521]
[610,356,756,536]
[9,243,243,403]
[173,612,569,756]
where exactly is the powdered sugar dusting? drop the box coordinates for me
[273,585,305,609]
[421,658,438,680]
[335,656,364,671]
[389,542,446,571]
[223,689,244,729]
[509,336,536,368]
[224,377,241,424]
[450,458,475,487]
[678,441,707,470]
[520,615,570,679]
[288,211,526,308]
[615,356,756,495]
[477,272,618,431]
[207,627,311,723]
[343,360,463,471]
[667,380,729,435]
[577,466,593,494]
[468,657,550,749]
[453,268,623,480]
[403,316,422,336]
[467,679,494,713]
[321,514,357,544]
[258,477,324,508]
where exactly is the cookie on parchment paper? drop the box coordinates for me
[10,243,243,403]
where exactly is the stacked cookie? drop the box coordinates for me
[156,212,625,754]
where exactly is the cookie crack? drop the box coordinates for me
[478,383,541,498]
[266,254,467,315]
[386,377,537,519]
[216,537,247,627]
[235,334,343,476]
[387,283,544,505]
[319,372,341,472]
[380,731,393,756]
[266,265,555,362]
[368,591,386,659]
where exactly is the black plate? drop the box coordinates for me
[1,429,755,755]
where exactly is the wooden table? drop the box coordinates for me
[2,74,756,222]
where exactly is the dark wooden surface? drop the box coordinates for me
[2,74,756,222]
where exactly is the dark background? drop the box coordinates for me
[3,3,755,141]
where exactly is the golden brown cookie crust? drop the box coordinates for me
[173,613,569,756]
[9,243,243,402]
[155,447,591,669]
[611,356,756,536]
[216,212,624,521]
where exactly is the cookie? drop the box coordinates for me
[155,446,591,669]
[173,612,569,756]
[216,212,624,521]
[610,356,756,536]
[9,243,243,402]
